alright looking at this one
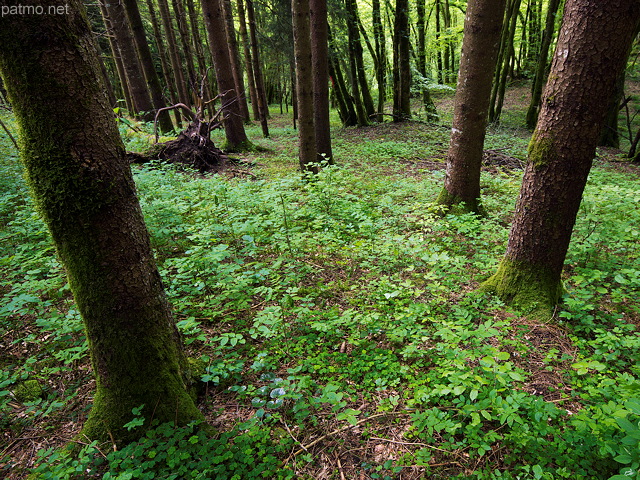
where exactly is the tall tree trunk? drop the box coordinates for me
[435,0,444,83]
[482,0,640,315]
[146,0,183,127]
[201,0,251,150]
[246,0,270,136]
[102,0,155,121]
[157,0,191,106]
[328,38,358,127]
[237,0,260,120]
[372,0,387,121]
[98,4,132,111]
[345,0,375,123]
[222,0,251,122]
[436,0,507,214]
[122,0,174,132]
[310,0,333,164]
[489,0,522,123]
[172,0,198,93]
[0,0,204,446]
[392,0,411,121]
[292,0,317,173]
[416,0,438,120]
[525,0,562,129]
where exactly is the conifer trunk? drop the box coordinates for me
[222,0,251,122]
[246,0,270,135]
[392,0,411,121]
[436,0,507,214]
[483,0,640,314]
[0,0,203,446]
[310,0,333,164]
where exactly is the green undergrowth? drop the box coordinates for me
[1,108,640,479]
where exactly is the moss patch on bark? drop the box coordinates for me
[527,132,555,168]
[435,187,485,216]
[480,258,563,318]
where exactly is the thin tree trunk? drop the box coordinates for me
[122,0,174,132]
[328,39,358,126]
[157,0,191,106]
[237,0,260,120]
[372,0,387,121]
[172,0,198,93]
[436,0,507,214]
[310,0,333,164]
[0,0,204,446]
[345,0,375,123]
[146,0,183,127]
[222,0,251,122]
[483,0,640,314]
[292,0,317,173]
[102,0,155,121]
[246,0,270,135]
[201,0,251,150]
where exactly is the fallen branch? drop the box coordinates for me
[0,115,19,151]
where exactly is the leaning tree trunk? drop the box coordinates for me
[310,0,333,164]
[201,0,251,150]
[222,0,251,122]
[237,0,260,121]
[292,0,318,173]
[436,0,507,214]
[0,0,204,446]
[482,0,640,315]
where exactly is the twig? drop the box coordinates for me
[281,411,407,466]
[368,437,452,454]
[0,115,19,151]
[337,456,346,480]
[154,103,197,143]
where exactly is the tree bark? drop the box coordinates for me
[416,0,438,120]
[246,0,270,136]
[221,0,251,122]
[345,0,374,124]
[436,0,507,214]
[392,0,411,121]
[201,0,251,150]
[482,0,640,314]
[172,0,199,93]
[292,0,318,173]
[310,0,333,164]
[157,0,191,106]
[372,0,387,121]
[525,0,562,130]
[102,0,155,121]
[0,0,203,446]
[122,0,174,132]
[237,0,260,121]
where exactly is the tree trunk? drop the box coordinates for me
[392,0,411,121]
[292,0,318,173]
[102,0,155,121]
[201,0,251,150]
[525,0,562,129]
[222,0,251,122]
[436,0,507,214]
[237,0,260,121]
[122,0,174,132]
[0,0,203,446]
[310,0,333,164]
[246,0,270,136]
[489,0,522,124]
[146,0,183,127]
[172,0,199,93]
[482,0,640,315]
[157,0,191,106]
[345,0,375,124]
[372,0,387,121]
[328,40,358,127]
[416,0,438,120]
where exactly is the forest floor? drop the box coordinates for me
[1,81,640,480]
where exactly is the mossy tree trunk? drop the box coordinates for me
[436,0,507,215]
[482,0,640,315]
[0,0,204,446]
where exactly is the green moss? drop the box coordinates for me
[527,132,555,169]
[13,379,44,402]
[221,139,256,153]
[480,257,564,318]
[435,187,485,216]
